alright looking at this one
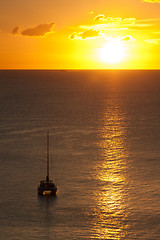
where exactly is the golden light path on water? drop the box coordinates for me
[92,95,129,239]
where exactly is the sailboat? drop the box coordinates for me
[38,131,57,196]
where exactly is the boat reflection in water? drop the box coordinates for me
[92,96,129,239]
[38,131,57,196]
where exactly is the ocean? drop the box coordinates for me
[0,70,159,239]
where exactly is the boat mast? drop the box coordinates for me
[46,131,49,183]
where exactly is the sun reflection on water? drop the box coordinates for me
[92,98,128,239]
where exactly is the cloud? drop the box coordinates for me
[68,32,79,40]
[21,23,55,36]
[94,14,105,21]
[80,29,102,39]
[92,16,160,32]
[71,15,160,37]
[94,15,136,25]
[12,22,55,37]
[143,0,160,3]
[68,29,102,40]
[12,26,19,34]
[145,38,160,44]
[68,15,160,42]
[120,35,136,41]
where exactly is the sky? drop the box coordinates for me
[0,0,160,69]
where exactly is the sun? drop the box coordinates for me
[98,39,126,64]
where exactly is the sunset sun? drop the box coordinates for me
[98,39,126,64]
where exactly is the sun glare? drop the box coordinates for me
[98,39,126,64]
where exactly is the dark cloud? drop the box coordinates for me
[21,23,55,36]
[12,26,19,34]
[81,29,101,39]
[69,29,102,40]
[12,22,55,37]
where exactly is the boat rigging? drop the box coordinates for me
[38,131,57,196]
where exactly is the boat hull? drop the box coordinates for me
[38,188,57,196]
[38,180,57,196]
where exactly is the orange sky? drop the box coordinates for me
[0,0,160,69]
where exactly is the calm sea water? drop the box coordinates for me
[0,70,159,240]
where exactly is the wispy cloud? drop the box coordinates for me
[12,22,55,37]
[68,14,160,43]
[68,15,138,41]
[94,14,105,22]
[143,0,160,3]
[145,38,160,44]
[93,15,160,30]
[68,29,102,40]
[94,15,136,25]
[79,15,146,32]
